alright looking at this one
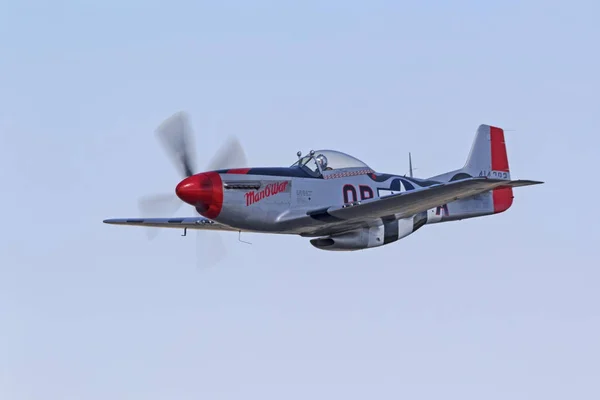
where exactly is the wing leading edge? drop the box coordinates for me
[103,217,239,232]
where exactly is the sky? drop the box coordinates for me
[1,1,599,399]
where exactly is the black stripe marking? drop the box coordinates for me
[413,211,428,231]
[382,216,399,244]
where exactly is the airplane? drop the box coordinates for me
[104,112,543,251]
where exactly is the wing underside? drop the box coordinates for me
[103,217,239,232]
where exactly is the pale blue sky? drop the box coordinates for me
[1,1,598,399]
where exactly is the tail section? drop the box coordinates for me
[428,124,520,222]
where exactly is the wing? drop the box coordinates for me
[103,216,239,232]
[306,177,543,229]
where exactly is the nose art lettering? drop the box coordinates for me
[245,181,289,206]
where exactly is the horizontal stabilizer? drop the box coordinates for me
[496,179,544,188]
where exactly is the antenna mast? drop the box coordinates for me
[409,152,414,178]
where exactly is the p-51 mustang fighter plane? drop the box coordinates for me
[104,112,543,251]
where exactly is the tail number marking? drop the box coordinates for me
[479,170,509,179]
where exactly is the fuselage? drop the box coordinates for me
[174,164,499,237]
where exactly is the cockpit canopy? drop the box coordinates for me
[291,149,371,177]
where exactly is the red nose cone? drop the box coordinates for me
[175,172,223,219]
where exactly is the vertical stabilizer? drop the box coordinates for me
[463,124,513,214]
[463,125,510,179]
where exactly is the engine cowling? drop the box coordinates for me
[309,212,428,251]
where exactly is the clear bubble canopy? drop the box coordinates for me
[292,149,371,174]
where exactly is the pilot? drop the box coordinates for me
[315,154,332,171]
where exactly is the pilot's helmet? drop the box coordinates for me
[315,154,328,169]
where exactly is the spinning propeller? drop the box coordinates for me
[139,111,248,267]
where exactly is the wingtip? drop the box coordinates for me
[508,179,545,188]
